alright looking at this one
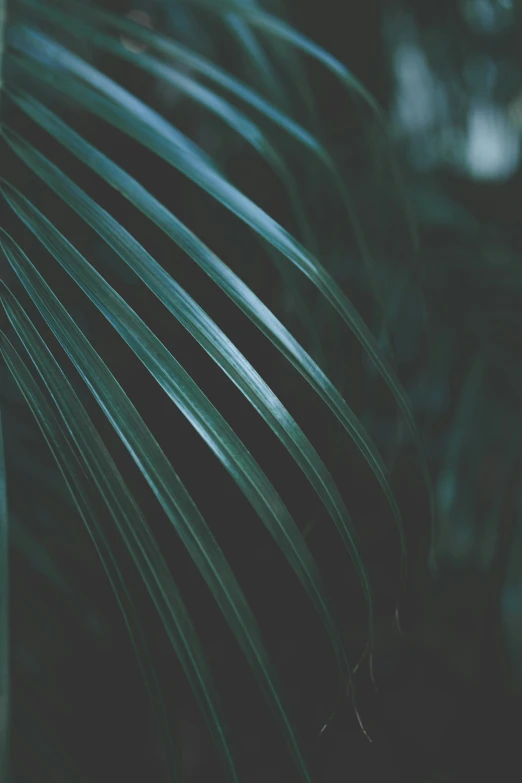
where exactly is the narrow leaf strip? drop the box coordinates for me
[180,0,419,248]
[224,11,288,108]
[182,0,381,112]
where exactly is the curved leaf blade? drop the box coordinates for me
[49,0,322,153]
[181,0,381,112]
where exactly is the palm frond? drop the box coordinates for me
[1,229,315,780]
[7,92,408,590]
[0,1,434,779]
[10,24,430,519]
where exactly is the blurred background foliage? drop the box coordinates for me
[2,0,522,781]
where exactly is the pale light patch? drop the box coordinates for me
[393,42,438,133]
[121,9,153,54]
[464,102,520,179]
[460,0,515,33]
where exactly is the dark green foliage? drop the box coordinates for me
[0,1,521,782]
